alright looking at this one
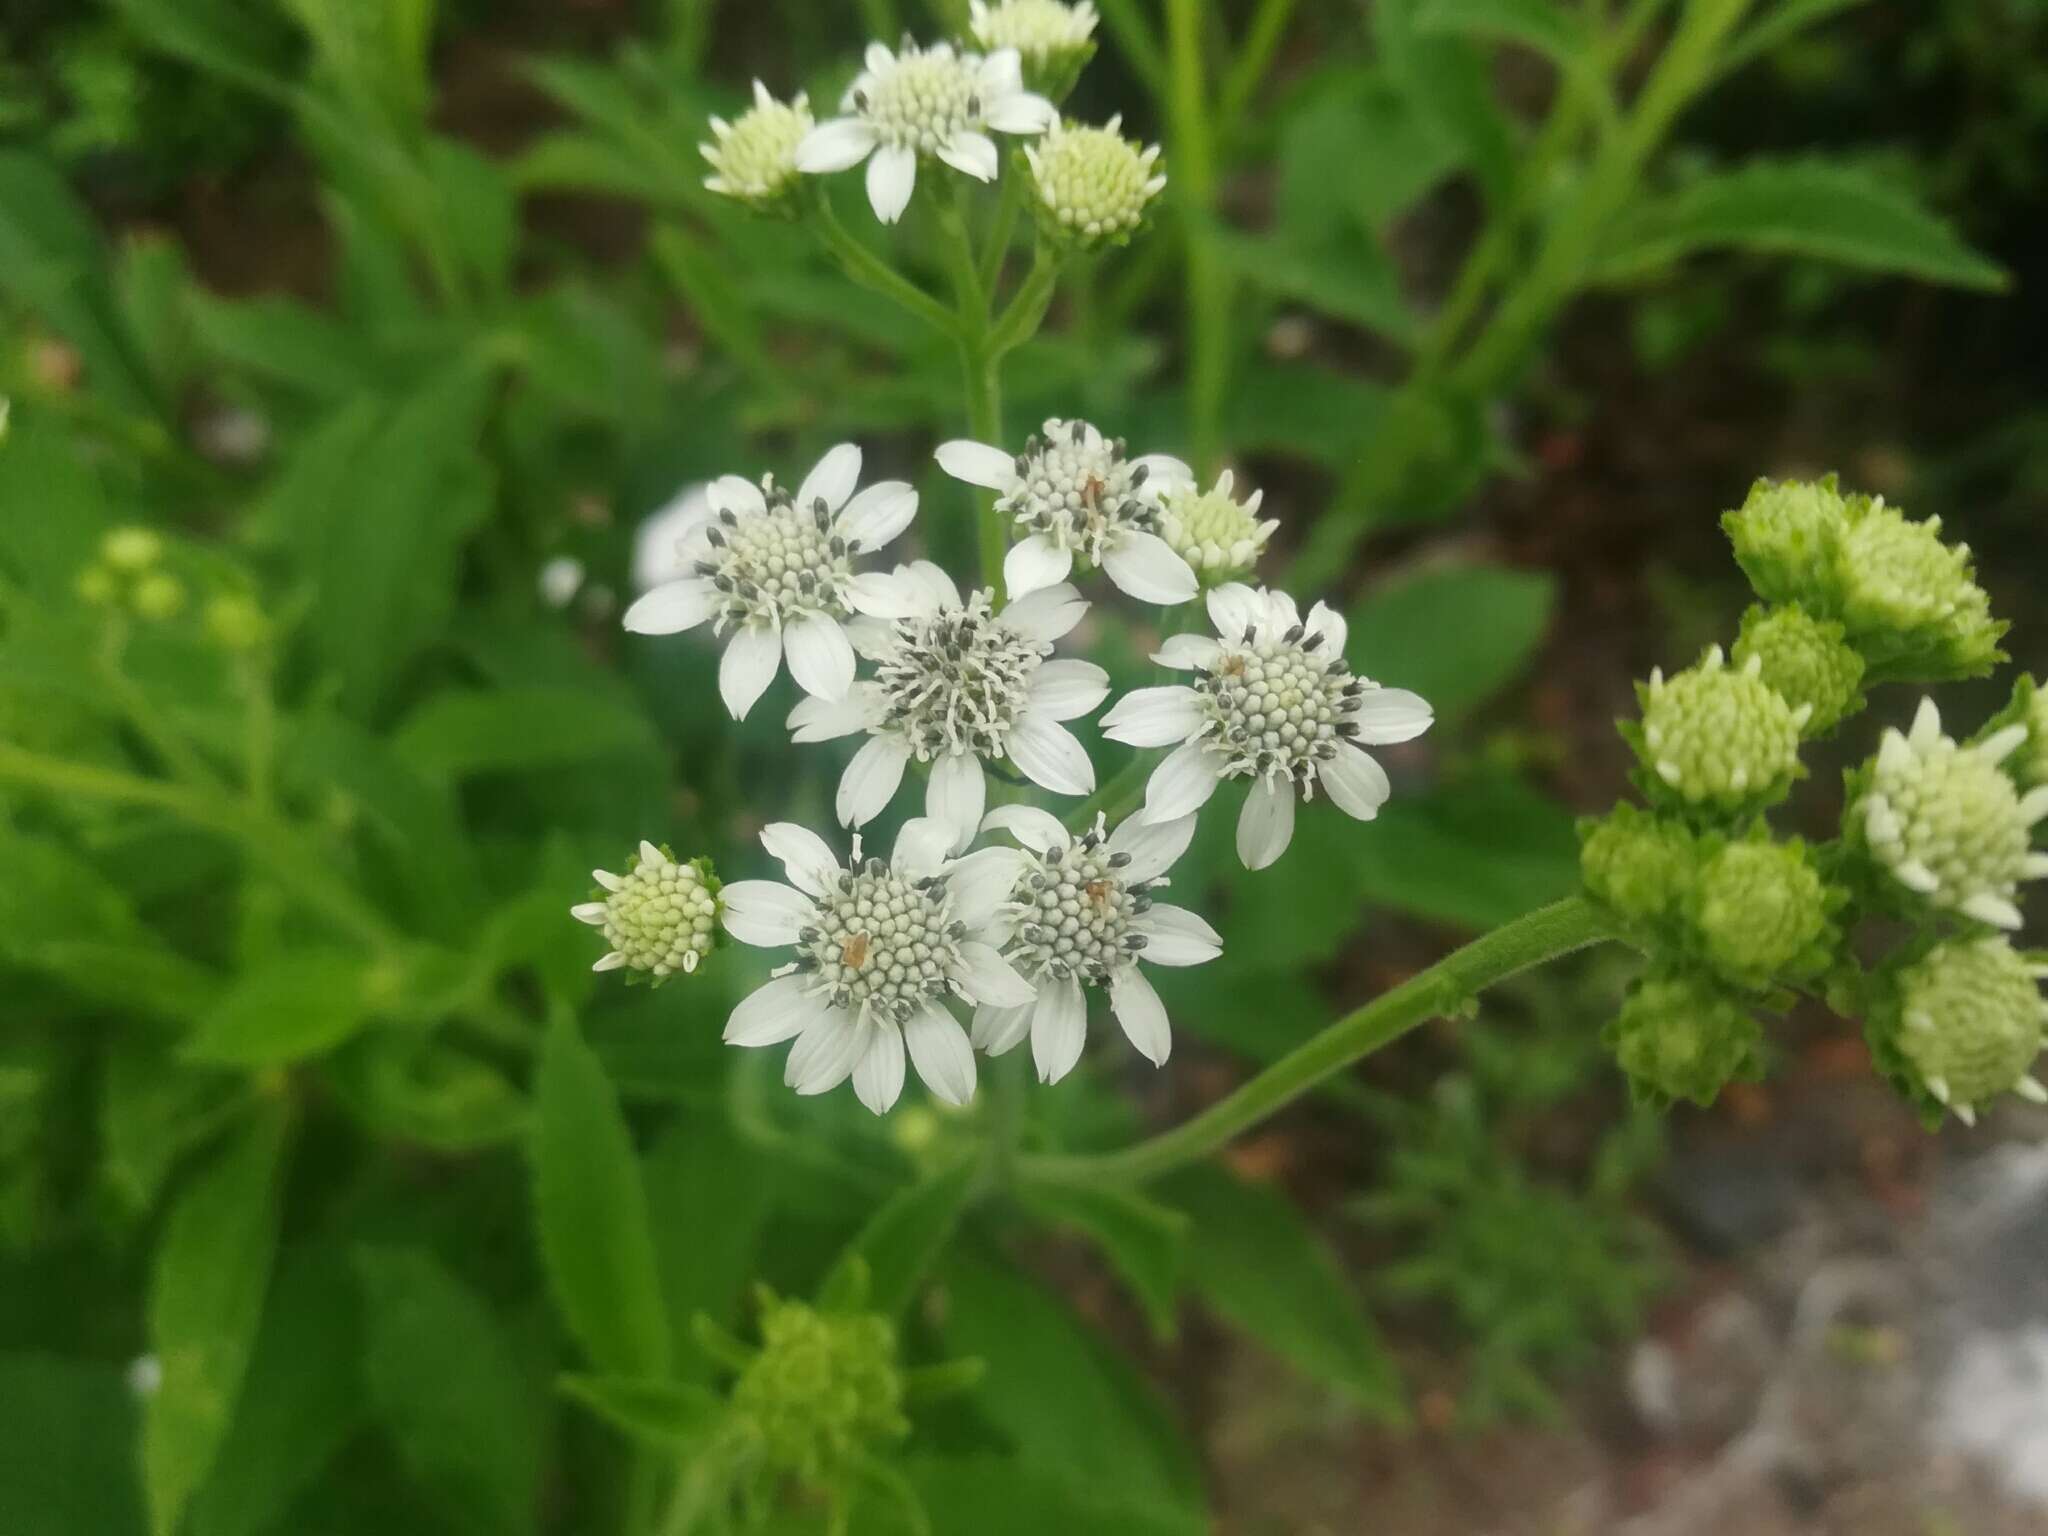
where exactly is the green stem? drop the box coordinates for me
[811,194,961,339]
[986,240,1059,360]
[1217,0,1299,133]
[979,168,1024,292]
[937,186,1010,592]
[1019,897,1619,1185]
[1062,752,1155,832]
[1165,0,1227,475]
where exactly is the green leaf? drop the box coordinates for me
[1346,563,1556,724]
[1717,0,1871,79]
[354,1247,540,1536]
[897,1455,1206,1536]
[183,950,370,1067]
[1225,362,1389,472]
[0,1354,147,1536]
[100,1043,244,1217]
[143,1102,292,1536]
[532,1015,672,1378]
[1017,1181,1187,1340]
[1414,0,1597,74]
[642,1115,775,1378]
[392,686,657,780]
[557,1375,723,1450]
[1347,776,1581,929]
[327,1035,529,1152]
[1277,72,1464,235]
[1214,229,1415,343]
[1161,1167,1404,1421]
[1372,0,1517,205]
[819,1158,977,1319]
[1595,159,2008,291]
[186,290,382,399]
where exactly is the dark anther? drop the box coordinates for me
[1301,632,1325,652]
[1283,623,1305,645]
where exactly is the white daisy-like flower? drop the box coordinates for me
[968,807,1217,1084]
[719,818,1037,1113]
[793,41,1056,224]
[1856,697,2048,930]
[786,560,1108,851]
[935,419,1198,605]
[621,445,917,721]
[1102,585,1434,870]
[701,81,813,208]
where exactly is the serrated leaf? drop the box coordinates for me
[392,686,657,780]
[0,1354,147,1536]
[642,1115,775,1379]
[143,1102,292,1536]
[532,1016,672,1379]
[1595,159,2007,291]
[1161,1167,1404,1421]
[1717,0,1871,79]
[557,1375,723,1450]
[1415,0,1595,70]
[820,1158,977,1319]
[1347,563,1556,723]
[1372,0,1517,205]
[182,950,370,1067]
[1017,1181,1187,1340]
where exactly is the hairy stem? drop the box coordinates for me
[1164,0,1227,474]
[811,194,960,338]
[937,186,1010,591]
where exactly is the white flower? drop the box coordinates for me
[621,445,917,720]
[1857,697,2048,930]
[1102,584,1434,870]
[969,0,1099,63]
[538,556,585,609]
[573,841,721,980]
[701,80,813,207]
[935,418,1198,605]
[718,818,1036,1113]
[1154,468,1278,578]
[786,561,1108,851]
[969,807,1217,1083]
[794,41,1056,224]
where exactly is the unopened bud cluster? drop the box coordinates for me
[730,1291,908,1488]
[1026,117,1166,250]
[1155,469,1277,580]
[1866,937,2047,1128]
[76,526,185,622]
[573,842,722,982]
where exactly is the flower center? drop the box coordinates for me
[604,861,719,976]
[876,590,1045,759]
[1000,828,1150,985]
[858,49,982,154]
[1194,625,1362,786]
[795,858,964,1023]
[998,419,1156,564]
[702,482,856,629]
[1867,741,2029,898]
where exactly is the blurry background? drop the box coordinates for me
[1,1,2045,1533]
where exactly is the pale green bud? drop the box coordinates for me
[1631,644,1808,814]
[731,1293,908,1487]
[573,842,722,982]
[1154,469,1277,580]
[1731,603,1864,736]
[1875,937,2047,1126]
[203,593,269,653]
[75,564,117,607]
[1578,804,1700,926]
[1607,966,1763,1108]
[1024,116,1165,251]
[2017,677,2048,790]
[101,525,163,573]
[1687,838,1836,990]
[1830,496,2004,681]
[969,0,1098,93]
[1722,476,1847,605]
[701,82,812,212]
[130,571,185,621]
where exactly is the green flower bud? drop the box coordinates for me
[1851,698,2048,931]
[101,525,163,573]
[203,593,269,653]
[1687,837,1836,989]
[1830,496,2004,681]
[1721,476,1847,605]
[1630,645,1808,814]
[731,1293,909,1488]
[1153,469,1277,581]
[701,82,812,212]
[573,841,721,982]
[1024,117,1166,251]
[1579,804,1700,925]
[1978,674,2048,792]
[1607,965,1763,1108]
[75,564,117,607]
[130,571,185,621]
[1731,603,1865,736]
[1871,937,2047,1126]
[969,0,1098,94]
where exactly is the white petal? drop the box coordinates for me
[905,1003,977,1105]
[1142,741,1225,822]
[631,485,713,591]
[980,49,1023,96]
[1909,696,1943,748]
[852,1023,906,1114]
[797,442,862,516]
[951,941,1036,1008]
[1131,453,1195,495]
[787,1011,867,1095]
[1320,742,1391,821]
[935,439,1017,491]
[787,687,874,743]
[1004,533,1074,598]
[1028,658,1110,721]
[720,880,815,947]
[1236,777,1297,869]
[783,612,855,701]
[1109,966,1172,1066]
[937,129,999,181]
[845,569,932,619]
[1030,973,1089,1084]
[834,480,917,549]
[901,559,963,613]
[570,901,607,925]
[725,974,829,1046]
[718,624,783,720]
[1007,714,1095,796]
[1108,811,1196,883]
[981,804,1070,853]
[947,845,1030,927]
[1133,903,1222,966]
[985,90,1056,135]
[999,581,1087,642]
[836,734,912,827]
[1101,685,1203,747]
[759,822,840,899]
[1305,599,1347,655]
[593,951,626,971]
[794,117,878,172]
[864,42,894,73]
[1152,632,1224,670]
[1262,589,1301,635]
[622,578,715,636]
[866,143,918,223]
[927,753,987,852]
[1351,687,1434,745]
[709,474,765,519]
[1206,583,1263,643]
[847,616,896,659]
[892,816,958,878]
[1102,530,1199,606]
[972,1000,1033,1056]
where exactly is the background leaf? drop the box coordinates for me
[1346,564,1557,723]
[819,1158,977,1319]
[182,950,370,1067]
[1017,1181,1187,1340]
[0,1354,148,1536]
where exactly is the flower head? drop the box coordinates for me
[728,1288,908,1490]
[1722,476,1846,605]
[1103,585,1433,869]
[2017,677,2048,790]
[1853,697,2048,929]
[701,81,813,210]
[1153,468,1276,581]
[1579,804,1701,926]
[1607,965,1763,1108]
[1686,838,1837,990]
[1025,116,1165,250]
[621,445,918,720]
[1831,497,2004,681]
[1731,603,1865,736]
[574,842,722,981]
[719,819,1036,1113]
[794,41,1055,223]
[970,807,1216,1083]
[1632,645,1808,813]
[935,419,1198,604]
[786,563,1107,849]
[1876,937,2047,1126]
[969,0,1098,91]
